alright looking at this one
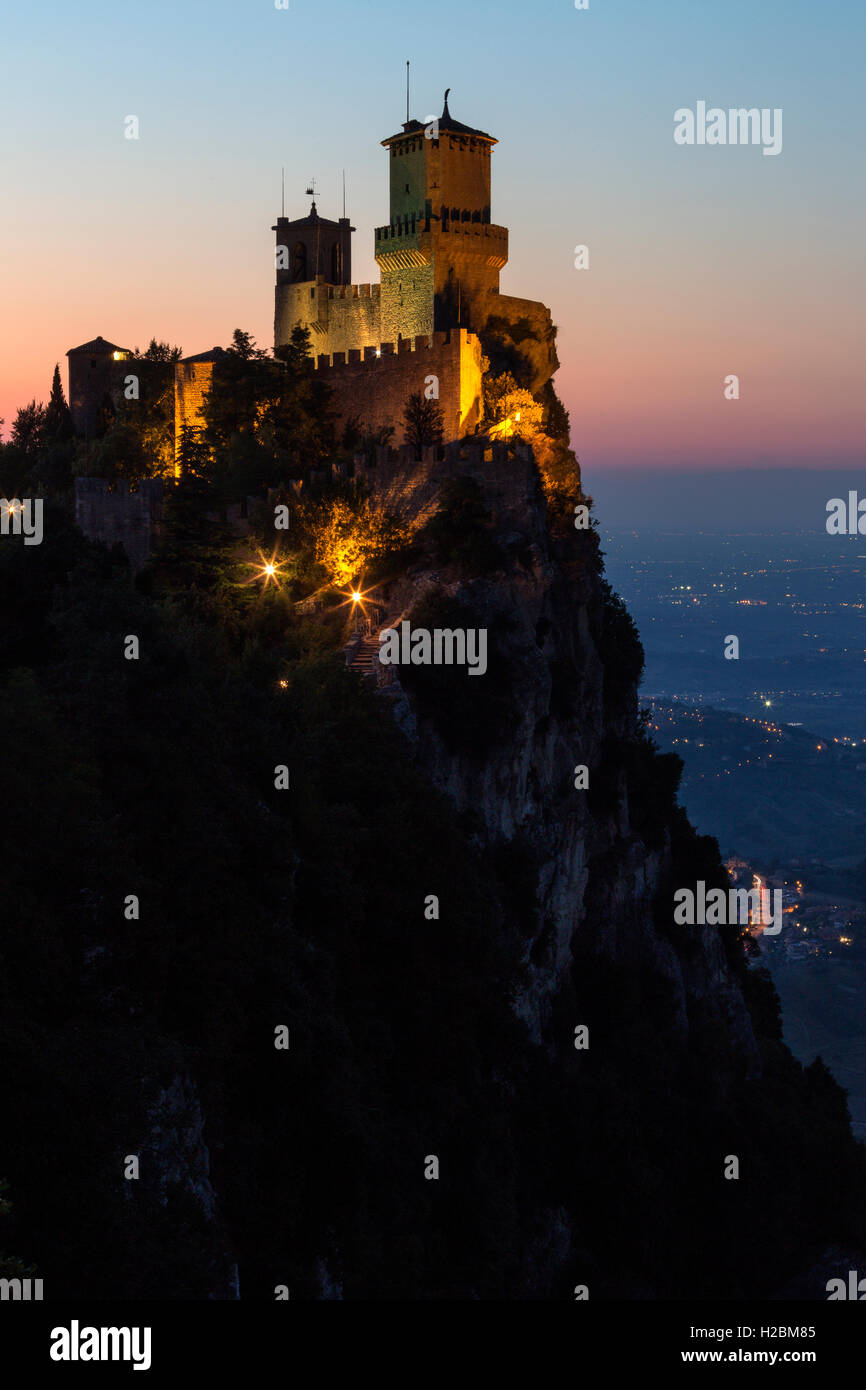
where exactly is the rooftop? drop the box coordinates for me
[66,336,131,357]
[180,347,226,364]
[383,90,496,147]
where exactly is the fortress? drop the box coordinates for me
[67,91,558,458]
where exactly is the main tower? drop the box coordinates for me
[375,90,508,343]
[271,91,556,413]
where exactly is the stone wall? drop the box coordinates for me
[68,356,130,438]
[356,438,536,529]
[74,477,164,572]
[313,329,483,444]
[379,263,435,346]
[174,361,214,455]
[275,279,382,355]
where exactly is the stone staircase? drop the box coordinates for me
[349,633,381,675]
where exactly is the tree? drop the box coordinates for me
[177,423,210,478]
[402,391,444,454]
[43,365,73,443]
[228,328,267,362]
[274,324,313,373]
[302,492,408,588]
[11,401,46,456]
[201,326,336,497]
[152,474,235,591]
[482,370,543,439]
[202,329,279,458]
[341,417,394,463]
[133,339,182,363]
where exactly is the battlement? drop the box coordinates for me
[326,283,382,301]
[312,328,469,372]
[74,476,165,500]
[308,327,483,443]
[375,214,504,238]
[353,438,537,530]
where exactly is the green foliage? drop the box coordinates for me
[0,537,537,1298]
[202,326,335,498]
[402,390,444,453]
[149,474,236,593]
[596,581,645,715]
[537,378,570,445]
[176,422,210,477]
[44,365,73,444]
[340,417,394,462]
[10,400,46,455]
[478,317,535,388]
[419,474,505,574]
[1,417,865,1301]
[133,338,183,363]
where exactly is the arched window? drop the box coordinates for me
[291,241,308,282]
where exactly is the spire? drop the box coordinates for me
[443,87,451,119]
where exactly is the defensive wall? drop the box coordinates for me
[74,477,164,572]
[310,328,483,443]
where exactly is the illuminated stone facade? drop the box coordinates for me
[68,97,557,457]
[272,94,558,442]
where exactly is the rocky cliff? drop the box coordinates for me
[365,444,759,1068]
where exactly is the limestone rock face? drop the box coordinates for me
[136,1072,238,1299]
[367,450,760,1075]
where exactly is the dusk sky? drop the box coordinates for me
[2,0,863,470]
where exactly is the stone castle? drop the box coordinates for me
[67,92,558,460]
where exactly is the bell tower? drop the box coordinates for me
[273,197,354,349]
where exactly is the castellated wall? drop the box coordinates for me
[74,477,164,572]
[172,329,483,456]
[275,279,382,355]
[356,438,537,532]
[313,329,483,444]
